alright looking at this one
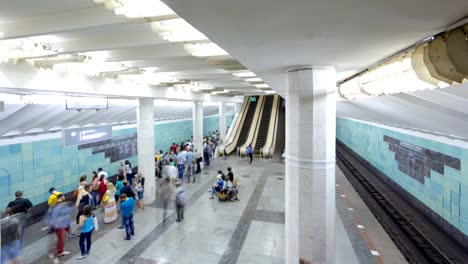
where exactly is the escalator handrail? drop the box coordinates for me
[239,96,264,154]
[222,98,249,154]
[267,96,281,156]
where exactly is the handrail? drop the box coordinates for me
[221,97,249,154]
[239,96,264,155]
[268,96,281,157]
[262,95,280,157]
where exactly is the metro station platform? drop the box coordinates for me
[19,157,406,264]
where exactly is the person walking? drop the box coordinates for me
[175,181,185,222]
[115,175,124,209]
[246,143,253,164]
[76,206,95,260]
[48,194,72,263]
[1,207,24,264]
[119,193,135,240]
[159,178,173,222]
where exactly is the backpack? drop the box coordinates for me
[176,190,185,206]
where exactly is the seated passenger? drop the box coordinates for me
[209,174,224,199]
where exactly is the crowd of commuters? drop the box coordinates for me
[1,130,237,264]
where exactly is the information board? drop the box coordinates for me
[63,125,113,147]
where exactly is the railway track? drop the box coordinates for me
[336,142,464,264]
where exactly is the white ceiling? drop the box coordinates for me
[0,0,266,96]
[163,0,468,93]
[0,101,234,137]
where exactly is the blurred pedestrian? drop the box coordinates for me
[175,181,185,222]
[48,194,72,263]
[159,178,173,222]
[1,207,24,264]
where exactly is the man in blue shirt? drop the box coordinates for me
[176,150,187,181]
[119,193,135,240]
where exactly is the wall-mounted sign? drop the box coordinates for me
[63,125,112,147]
[249,96,257,102]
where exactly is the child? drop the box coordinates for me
[135,174,145,212]
[175,181,185,222]
[77,205,95,260]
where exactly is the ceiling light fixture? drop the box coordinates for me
[244,77,263,82]
[254,83,269,88]
[338,51,448,99]
[0,38,57,63]
[232,71,256,78]
[151,18,208,42]
[96,0,175,18]
[184,42,228,57]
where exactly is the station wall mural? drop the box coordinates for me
[337,117,468,237]
[0,114,234,209]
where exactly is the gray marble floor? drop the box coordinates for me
[19,157,402,264]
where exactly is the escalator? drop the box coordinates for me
[274,97,285,159]
[254,96,274,150]
[237,96,259,147]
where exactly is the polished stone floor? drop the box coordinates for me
[19,156,405,264]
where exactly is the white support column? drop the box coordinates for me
[219,102,226,143]
[285,65,336,264]
[193,101,204,155]
[137,98,156,204]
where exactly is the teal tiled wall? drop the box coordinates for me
[0,114,236,209]
[337,117,468,236]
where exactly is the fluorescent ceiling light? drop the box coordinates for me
[338,51,448,100]
[28,54,88,68]
[184,42,228,57]
[118,72,180,85]
[54,61,127,77]
[255,83,269,88]
[0,38,57,62]
[96,0,175,18]
[244,77,263,82]
[151,18,208,42]
[232,71,256,78]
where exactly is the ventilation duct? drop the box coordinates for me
[338,22,468,100]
